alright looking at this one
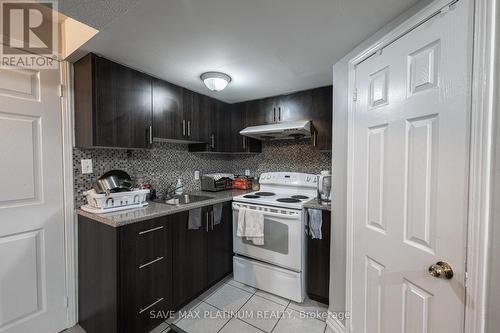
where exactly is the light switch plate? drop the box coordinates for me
[81,159,93,174]
[194,171,200,180]
[245,169,250,176]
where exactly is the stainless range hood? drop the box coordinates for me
[239,120,312,141]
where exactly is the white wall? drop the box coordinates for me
[328,0,434,324]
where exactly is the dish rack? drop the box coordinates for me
[81,189,150,213]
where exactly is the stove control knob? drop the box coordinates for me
[306,176,311,182]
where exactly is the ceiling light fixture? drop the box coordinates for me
[200,72,231,92]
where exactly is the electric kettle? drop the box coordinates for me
[317,170,332,204]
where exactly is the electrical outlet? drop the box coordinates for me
[81,159,93,174]
[194,171,200,180]
[245,169,250,176]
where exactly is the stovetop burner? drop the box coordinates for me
[255,192,275,196]
[244,195,261,199]
[291,195,309,200]
[276,198,302,203]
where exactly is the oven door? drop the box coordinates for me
[232,202,304,271]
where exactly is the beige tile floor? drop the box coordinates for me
[65,276,330,333]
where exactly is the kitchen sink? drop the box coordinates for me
[157,194,213,206]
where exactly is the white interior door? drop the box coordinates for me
[0,61,67,332]
[350,1,471,332]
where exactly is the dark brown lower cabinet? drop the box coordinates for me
[207,202,233,286]
[78,202,233,333]
[306,210,331,304]
[78,216,171,333]
[172,202,233,309]
[171,208,208,309]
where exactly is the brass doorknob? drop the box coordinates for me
[428,261,454,279]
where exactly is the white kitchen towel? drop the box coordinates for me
[237,208,246,236]
[237,208,265,245]
[188,207,202,230]
[213,203,223,225]
[308,208,323,239]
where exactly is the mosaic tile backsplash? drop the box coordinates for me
[73,140,331,207]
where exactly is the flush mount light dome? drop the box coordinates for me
[201,72,231,92]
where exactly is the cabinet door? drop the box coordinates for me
[171,209,208,309]
[153,78,183,140]
[306,210,331,304]
[214,103,231,152]
[229,103,246,152]
[279,90,313,123]
[259,96,280,124]
[198,94,216,142]
[188,100,232,153]
[244,98,274,126]
[311,86,332,151]
[119,217,171,333]
[182,89,201,141]
[207,203,233,285]
[95,56,152,149]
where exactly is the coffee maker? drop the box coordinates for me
[317,170,332,204]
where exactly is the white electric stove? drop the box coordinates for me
[232,172,318,303]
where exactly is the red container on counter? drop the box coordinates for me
[232,176,253,190]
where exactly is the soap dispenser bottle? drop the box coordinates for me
[175,178,184,195]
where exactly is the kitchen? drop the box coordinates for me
[0,0,497,333]
[73,51,334,333]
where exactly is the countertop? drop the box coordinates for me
[76,189,253,228]
[304,198,331,211]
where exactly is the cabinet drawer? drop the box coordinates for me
[122,292,168,333]
[122,265,169,332]
[121,218,169,266]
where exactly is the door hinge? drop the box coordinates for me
[353,88,358,102]
[59,84,64,97]
[65,295,70,308]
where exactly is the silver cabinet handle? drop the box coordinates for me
[211,210,214,231]
[139,256,164,269]
[242,136,246,149]
[149,125,153,144]
[138,226,164,235]
[187,120,191,137]
[278,107,282,121]
[182,120,186,136]
[211,134,215,149]
[206,210,209,232]
[273,107,276,122]
[139,297,164,314]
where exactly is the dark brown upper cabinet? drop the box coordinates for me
[279,89,314,122]
[310,86,333,151]
[153,82,207,143]
[74,53,330,151]
[244,86,332,151]
[189,102,261,154]
[74,53,153,149]
[152,78,183,141]
[181,89,203,142]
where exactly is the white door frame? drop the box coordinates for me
[61,60,77,328]
[344,0,495,332]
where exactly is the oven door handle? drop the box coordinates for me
[233,207,300,220]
